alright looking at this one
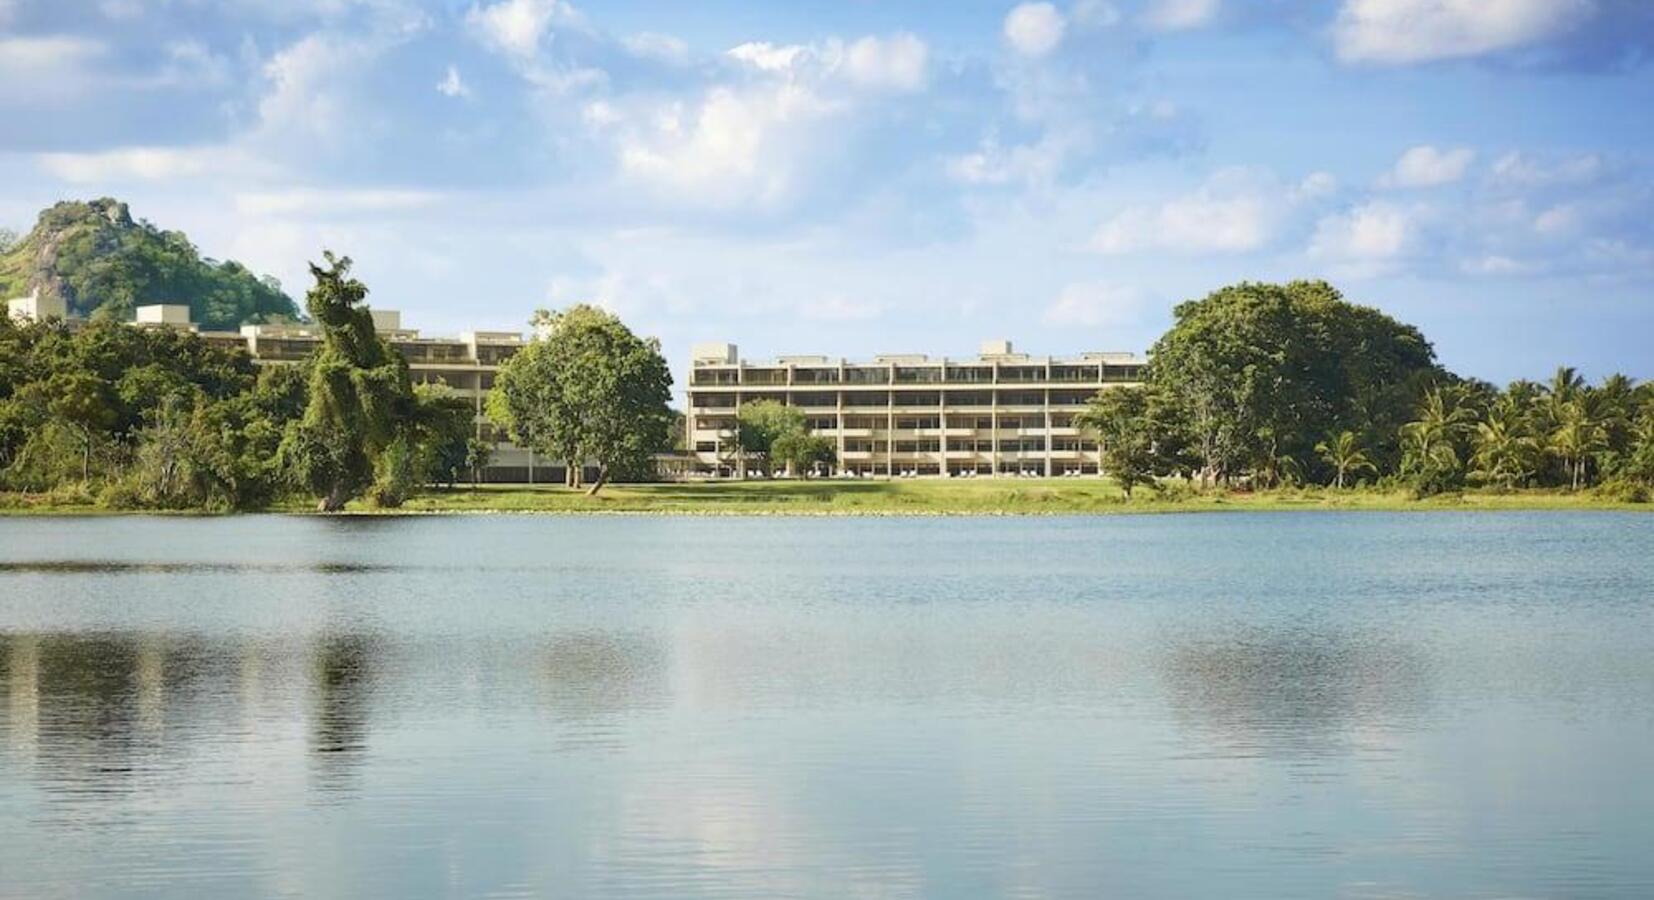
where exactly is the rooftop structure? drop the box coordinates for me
[6,290,66,323]
[685,339,1148,478]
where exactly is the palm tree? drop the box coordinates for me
[1401,385,1476,483]
[1315,430,1375,489]
[1469,405,1538,491]
[1550,398,1608,491]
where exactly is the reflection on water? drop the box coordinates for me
[311,635,375,793]
[0,513,1651,898]
[1163,626,1431,757]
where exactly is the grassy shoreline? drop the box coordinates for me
[2,479,1649,516]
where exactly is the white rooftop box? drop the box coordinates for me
[691,342,738,365]
[370,309,402,332]
[135,304,192,326]
[7,291,67,322]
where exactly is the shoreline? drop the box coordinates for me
[3,481,1648,517]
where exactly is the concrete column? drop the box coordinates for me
[1044,389,1053,477]
[939,389,947,476]
[990,363,1000,476]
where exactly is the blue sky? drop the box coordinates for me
[2,0,1651,390]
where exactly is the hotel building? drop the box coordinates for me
[685,340,1148,478]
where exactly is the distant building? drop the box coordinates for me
[685,340,1148,478]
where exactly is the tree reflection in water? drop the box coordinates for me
[1160,625,1433,758]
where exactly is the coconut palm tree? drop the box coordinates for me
[1315,430,1375,489]
[1469,404,1538,491]
[1550,398,1608,491]
[1401,385,1477,486]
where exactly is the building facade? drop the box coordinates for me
[685,340,1147,478]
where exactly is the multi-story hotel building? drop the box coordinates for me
[685,340,1148,478]
[6,296,560,482]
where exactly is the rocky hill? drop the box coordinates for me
[0,198,300,330]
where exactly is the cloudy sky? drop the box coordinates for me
[2,0,1651,389]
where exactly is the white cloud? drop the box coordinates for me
[255,33,369,143]
[1333,0,1596,65]
[1042,282,1148,328]
[0,36,106,97]
[623,32,690,65]
[844,33,928,92]
[615,83,845,210]
[726,42,809,73]
[234,189,443,217]
[1141,0,1221,30]
[1090,168,1288,255]
[37,146,252,183]
[945,132,1072,189]
[1309,201,1415,267]
[1004,3,1067,57]
[466,0,577,58]
[1487,151,1604,188]
[436,64,471,98]
[1383,144,1475,188]
[1298,171,1339,199]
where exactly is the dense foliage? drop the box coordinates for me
[734,400,836,478]
[276,253,419,511]
[0,198,300,329]
[1077,282,1654,499]
[0,252,475,510]
[487,305,674,494]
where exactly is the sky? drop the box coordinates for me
[1,0,1651,392]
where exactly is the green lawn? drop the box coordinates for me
[383,479,1650,515]
[4,478,1648,516]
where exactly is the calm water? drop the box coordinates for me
[1,513,1652,899]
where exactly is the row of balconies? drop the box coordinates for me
[690,367,1143,387]
[690,426,1081,438]
[834,449,1096,460]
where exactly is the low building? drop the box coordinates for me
[685,340,1147,478]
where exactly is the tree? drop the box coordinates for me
[488,305,673,495]
[1315,430,1376,489]
[45,372,115,482]
[1149,281,1437,486]
[1400,385,1478,494]
[735,399,806,477]
[464,438,494,488]
[1550,398,1607,491]
[772,430,836,478]
[1074,386,1160,499]
[277,253,415,511]
[412,383,476,489]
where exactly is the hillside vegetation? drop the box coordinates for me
[0,198,299,329]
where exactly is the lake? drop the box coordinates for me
[1,512,1652,898]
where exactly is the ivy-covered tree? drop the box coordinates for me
[277,253,415,511]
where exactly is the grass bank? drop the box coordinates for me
[381,480,1650,515]
[3,479,1648,516]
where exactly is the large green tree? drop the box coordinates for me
[277,253,415,511]
[1148,281,1438,486]
[488,305,673,494]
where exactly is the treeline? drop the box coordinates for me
[0,252,677,510]
[0,256,478,510]
[1076,281,1654,500]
